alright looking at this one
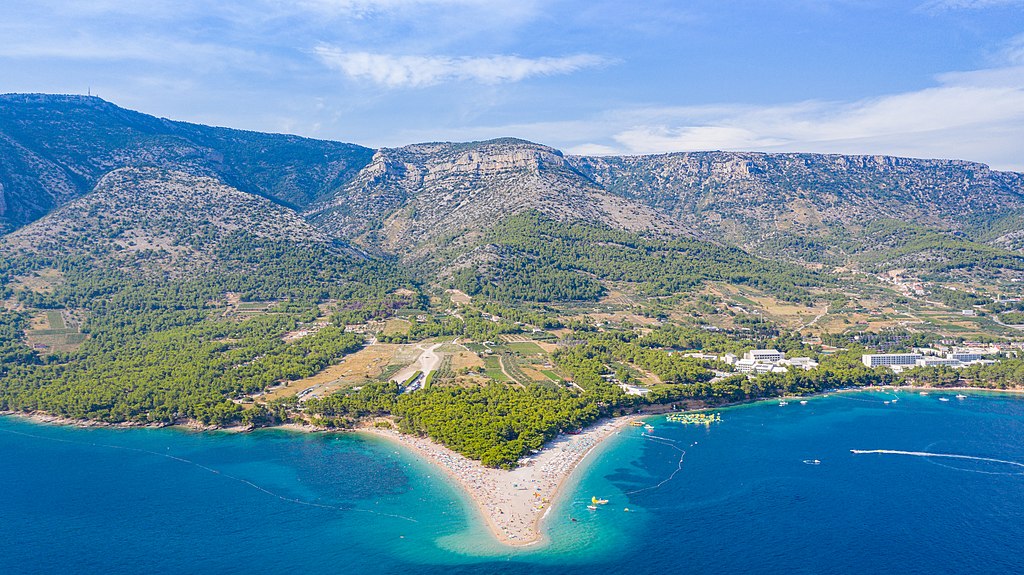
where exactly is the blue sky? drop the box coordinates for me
[2,0,1023,169]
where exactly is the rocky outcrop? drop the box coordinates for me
[304,138,682,254]
[3,167,334,276]
[566,151,1024,248]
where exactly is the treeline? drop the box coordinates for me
[0,308,363,425]
[847,219,1024,276]
[304,382,601,468]
[902,359,1024,389]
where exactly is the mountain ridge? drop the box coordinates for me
[3,94,1024,279]
[0,94,374,233]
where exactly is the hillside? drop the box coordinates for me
[2,167,338,277]
[3,95,1024,280]
[0,94,374,233]
[567,152,1024,261]
[304,138,682,258]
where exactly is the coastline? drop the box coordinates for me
[6,382,1024,548]
[360,416,638,547]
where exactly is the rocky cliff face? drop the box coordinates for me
[304,138,681,254]
[566,151,1024,248]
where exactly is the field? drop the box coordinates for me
[262,343,423,401]
[381,318,412,336]
[482,356,510,382]
[10,268,64,295]
[24,308,86,353]
[505,341,545,354]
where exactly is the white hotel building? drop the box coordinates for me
[862,354,922,368]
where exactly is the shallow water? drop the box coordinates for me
[3,390,1023,574]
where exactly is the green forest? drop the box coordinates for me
[1,213,1022,470]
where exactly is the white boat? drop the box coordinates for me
[779,400,788,406]
[956,394,967,400]
[799,400,808,405]
[939,397,950,402]
[919,392,929,396]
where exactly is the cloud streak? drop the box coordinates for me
[601,66,1024,160]
[921,0,1024,8]
[314,47,608,87]
[402,65,1024,171]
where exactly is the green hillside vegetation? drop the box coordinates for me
[0,234,409,424]
[453,213,824,303]
[840,219,1024,276]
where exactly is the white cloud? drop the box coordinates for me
[591,66,1024,169]
[1002,34,1024,65]
[407,65,1024,171]
[920,0,1024,9]
[314,47,608,87]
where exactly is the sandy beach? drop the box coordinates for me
[361,416,637,547]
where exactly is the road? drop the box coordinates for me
[391,342,445,384]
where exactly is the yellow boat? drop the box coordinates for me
[591,496,609,505]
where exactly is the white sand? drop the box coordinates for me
[361,417,635,546]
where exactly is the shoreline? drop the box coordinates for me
[360,416,638,547]
[5,383,1024,547]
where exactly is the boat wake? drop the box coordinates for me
[850,449,1024,474]
[0,426,420,522]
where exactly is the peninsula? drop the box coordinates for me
[363,417,633,545]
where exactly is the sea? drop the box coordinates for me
[2,389,1023,574]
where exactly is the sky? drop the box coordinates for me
[2,0,1023,169]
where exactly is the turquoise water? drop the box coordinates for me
[3,390,1023,574]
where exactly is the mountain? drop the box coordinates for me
[3,167,337,277]
[566,152,1024,262]
[3,94,1024,280]
[0,93,374,233]
[303,138,682,257]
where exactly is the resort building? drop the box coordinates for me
[915,357,962,368]
[948,352,983,362]
[780,357,819,370]
[862,353,922,368]
[735,359,787,374]
[744,349,785,363]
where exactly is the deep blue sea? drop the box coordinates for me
[3,390,1023,574]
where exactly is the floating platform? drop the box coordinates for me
[666,412,722,425]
